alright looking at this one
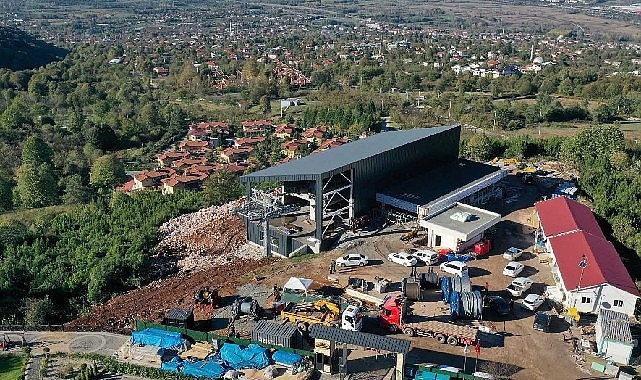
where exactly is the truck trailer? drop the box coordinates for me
[379,295,477,346]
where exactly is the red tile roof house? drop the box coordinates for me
[132,168,175,191]
[178,140,211,154]
[281,139,309,158]
[157,151,189,168]
[535,196,640,316]
[302,127,326,143]
[318,137,349,151]
[234,136,266,148]
[274,124,296,139]
[161,174,205,195]
[220,146,253,163]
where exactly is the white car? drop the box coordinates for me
[388,251,417,267]
[406,248,440,265]
[503,261,525,277]
[522,294,546,311]
[506,277,534,297]
[503,247,524,261]
[335,253,369,267]
[439,261,469,277]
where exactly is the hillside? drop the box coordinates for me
[0,27,68,70]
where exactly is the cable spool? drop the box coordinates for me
[449,290,483,320]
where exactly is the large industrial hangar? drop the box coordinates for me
[239,125,505,257]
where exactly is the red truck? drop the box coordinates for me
[379,295,478,346]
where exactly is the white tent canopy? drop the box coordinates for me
[283,277,313,295]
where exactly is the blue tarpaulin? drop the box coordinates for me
[131,328,187,350]
[272,350,303,366]
[161,356,182,373]
[220,343,270,370]
[182,360,226,378]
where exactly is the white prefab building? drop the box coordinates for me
[595,308,635,365]
[419,203,501,252]
[535,197,640,316]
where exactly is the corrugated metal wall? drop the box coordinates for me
[349,126,460,215]
[246,220,308,257]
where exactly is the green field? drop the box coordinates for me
[0,355,25,380]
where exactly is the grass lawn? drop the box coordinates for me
[0,355,25,380]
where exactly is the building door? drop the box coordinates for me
[435,235,442,246]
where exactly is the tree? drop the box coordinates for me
[89,155,125,188]
[14,163,59,208]
[60,174,91,204]
[201,170,244,206]
[465,133,495,161]
[21,136,53,167]
[23,296,53,326]
[0,168,13,211]
[259,95,272,114]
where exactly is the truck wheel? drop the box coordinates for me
[403,327,415,337]
[447,336,458,346]
[387,324,398,333]
[359,262,365,267]
[436,334,446,344]
[297,322,308,332]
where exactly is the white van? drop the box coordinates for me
[341,305,363,331]
[439,261,469,277]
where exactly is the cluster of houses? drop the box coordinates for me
[119,119,350,194]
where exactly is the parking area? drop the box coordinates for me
[260,175,593,379]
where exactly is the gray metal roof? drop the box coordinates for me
[309,324,411,353]
[598,308,632,343]
[241,126,458,182]
[166,308,193,321]
[378,159,502,210]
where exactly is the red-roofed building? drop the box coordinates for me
[161,175,203,195]
[302,127,326,143]
[178,140,211,154]
[318,137,349,151]
[157,151,189,168]
[535,196,605,239]
[535,197,639,316]
[132,168,175,190]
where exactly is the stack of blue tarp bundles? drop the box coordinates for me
[161,356,183,372]
[130,328,186,350]
[220,343,270,369]
[182,360,225,379]
[272,350,303,366]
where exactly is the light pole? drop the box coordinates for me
[574,254,588,307]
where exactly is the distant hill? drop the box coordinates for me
[0,27,68,71]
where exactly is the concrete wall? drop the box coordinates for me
[599,339,633,365]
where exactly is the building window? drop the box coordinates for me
[614,300,624,307]
[581,296,591,304]
[435,235,442,246]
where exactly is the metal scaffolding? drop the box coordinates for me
[236,188,298,257]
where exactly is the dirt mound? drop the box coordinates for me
[67,258,273,333]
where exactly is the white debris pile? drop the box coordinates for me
[154,199,250,269]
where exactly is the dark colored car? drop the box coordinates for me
[484,295,511,316]
[533,311,551,332]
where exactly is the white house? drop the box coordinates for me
[419,203,501,252]
[595,308,635,365]
[535,197,640,316]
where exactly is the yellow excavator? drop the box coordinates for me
[281,300,340,331]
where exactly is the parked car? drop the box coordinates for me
[506,277,533,297]
[483,295,511,316]
[335,253,369,267]
[533,311,551,332]
[388,251,417,267]
[503,261,525,277]
[406,248,440,265]
[522,294,546,311]
[439,261,469,277]
[503,247,524,261]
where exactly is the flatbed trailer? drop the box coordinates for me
[281,300,339,331]
[399,320,478,345]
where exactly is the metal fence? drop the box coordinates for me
[135,320,315,358]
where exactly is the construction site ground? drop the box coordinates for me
[59,173,614,380]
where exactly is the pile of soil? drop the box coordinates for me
[66,258,273,333]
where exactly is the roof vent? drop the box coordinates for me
[450,211,475,222]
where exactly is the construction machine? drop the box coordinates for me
[281,300,341,331]
[194,287,219,309]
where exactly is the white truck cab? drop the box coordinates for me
[341,305,363,331]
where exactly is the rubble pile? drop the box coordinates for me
[154,199,250,271]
